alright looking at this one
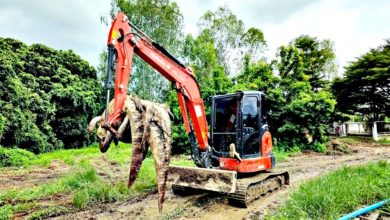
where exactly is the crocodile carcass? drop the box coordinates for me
[88,94,172,212]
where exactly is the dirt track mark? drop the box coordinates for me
[0,160,69,191]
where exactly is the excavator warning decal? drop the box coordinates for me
[195,105,202,117]
[111,30,118,40]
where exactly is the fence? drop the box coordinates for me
[329,121,390,141]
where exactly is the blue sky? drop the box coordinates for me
[1,0,389,74]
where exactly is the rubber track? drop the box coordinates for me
[227,175,286,207]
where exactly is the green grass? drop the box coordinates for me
[0,165,132,219]
[338,137,365,145]
[273,149,290,162]
[273,146,300,162]
[72,180,131,208]
[26,206,71,220]
[0,202,43,220]
[0,146,36,167]
[270,161,390,219]
[0,165,98,203]
[378,138,390,144]
[0,142,133,168]
[0,141,195,219]
[338,136,390,146]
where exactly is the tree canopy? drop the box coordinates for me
[198,6,266,75]
[0,37,103,153]
[101,0,184,102]
[332,40,390,121]
[277,35,337,90]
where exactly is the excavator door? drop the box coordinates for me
[210,91,269,158]
[211,91,275,173]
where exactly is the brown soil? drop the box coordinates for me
[49,142,389,220]
[0,160,69,191]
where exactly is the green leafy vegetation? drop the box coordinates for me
[270,161,390,219]
[0,146,35,167]
[273,145,301,162]
[26,206,71,220]
[332,40,390,121]
[103,0,184,102]
[0,37,103,153]
[338,136,390,146]
[198,6,266,75]
[0,166,98,203]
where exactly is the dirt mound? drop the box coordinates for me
[327,139,357,155]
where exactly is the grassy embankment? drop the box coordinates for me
[269,161,390,219]
[0,142,193,219]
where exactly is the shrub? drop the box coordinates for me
[0,146,35,167]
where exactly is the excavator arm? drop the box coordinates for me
[101,12,209,166]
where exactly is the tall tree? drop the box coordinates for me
[276,35,337,90]
[100,0,184,102]
[168,32,232,154]
[332,40,390,121]
[198,6,266,75]
[294,35,337,89]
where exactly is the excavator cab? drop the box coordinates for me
[210,91,266,160]
[169,91,288,205]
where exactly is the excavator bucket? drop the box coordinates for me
[168,165,237,193]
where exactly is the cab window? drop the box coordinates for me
[242,96,260,155]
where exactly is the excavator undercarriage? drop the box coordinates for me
[168,165,289,207]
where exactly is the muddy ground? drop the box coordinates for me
[1,140,388,220]
[44,140,389,220]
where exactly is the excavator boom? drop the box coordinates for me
[102,13,209,166]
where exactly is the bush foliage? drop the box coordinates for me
[0,37,103,153]
[0,145,35,167]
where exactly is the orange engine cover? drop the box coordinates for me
[219,131,274,173]
[219,156,273,173]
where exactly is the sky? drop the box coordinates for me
[0,0,389,74]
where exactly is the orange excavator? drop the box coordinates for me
[99,12,289,207]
